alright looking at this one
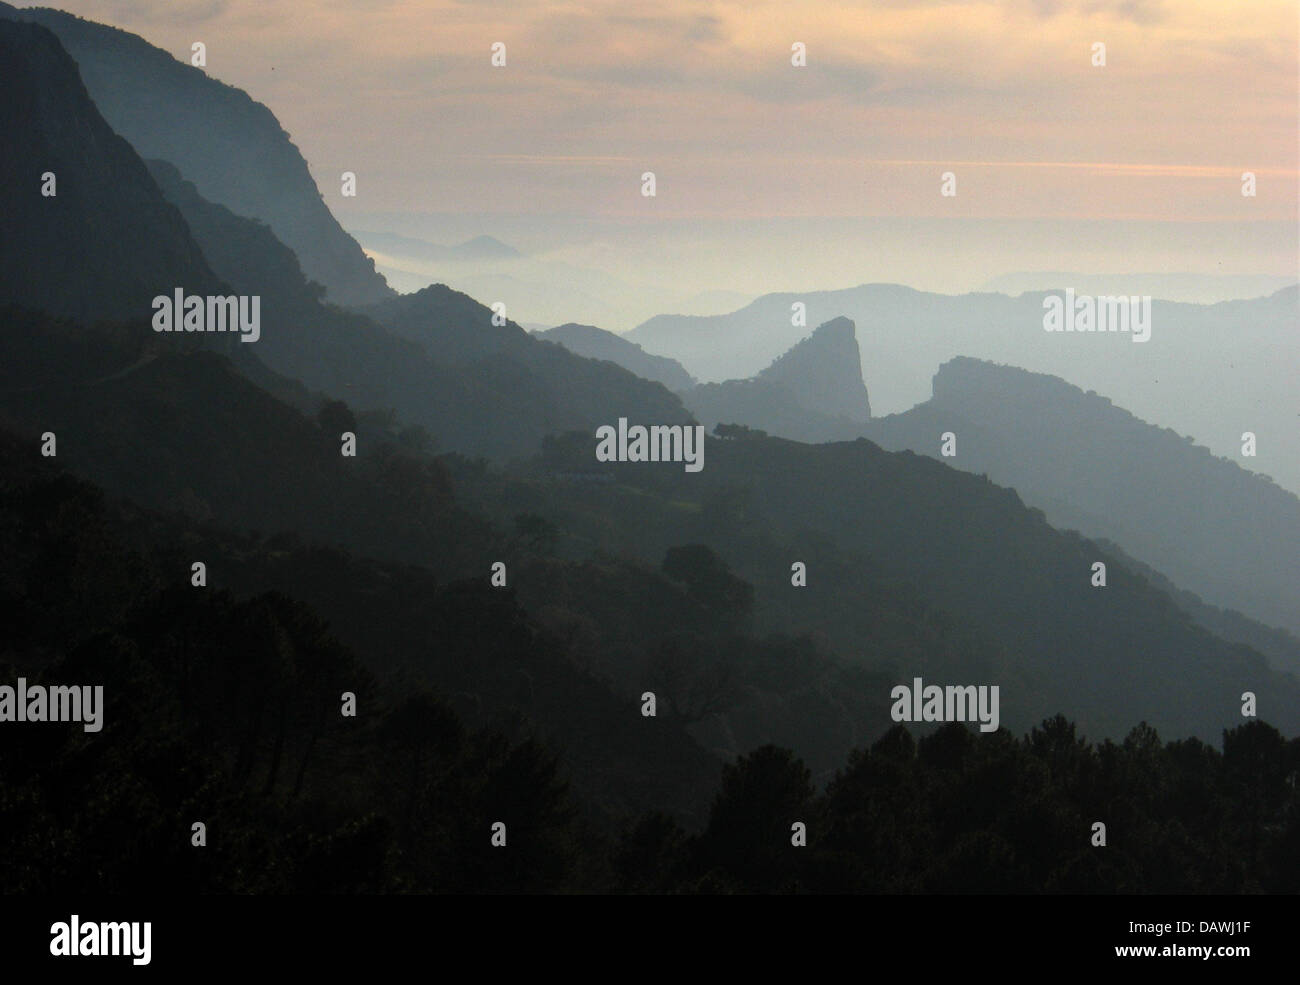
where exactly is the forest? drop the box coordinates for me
[2,427,1295,894]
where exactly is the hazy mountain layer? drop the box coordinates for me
[863,357,1300,640]
[537,322,696,392]
[757,316,871,421]
[630,284,1300,496]
[681,317,873,442]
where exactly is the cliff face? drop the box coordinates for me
[679,317,873,443]
[758,315,871,420]
[1,2,394,307]
[0,19,223,324]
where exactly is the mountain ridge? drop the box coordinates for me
[0,1,394,307]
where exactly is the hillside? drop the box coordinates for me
[0,19,222,323]
[0,2,393,307]
[537,323,696,392]
[863,357,1300,639]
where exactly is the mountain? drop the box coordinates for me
[755,316,871,421]
[980,272,1298,305]
[145,159,322,308]
[0,22,688,469]
[140,163,695,462]
[354,231,522,263]
[5,0,1293,771]
[0,2,393,307]
[680,317,872,442]
[363,284,694,445]
[862,357,1300,640]
[537,323,696,392]
[1091,537,1300,680]
[6,432,1296,895]
[0,19,223,323]
[628,284,1300,496]
[529,429,1300,743]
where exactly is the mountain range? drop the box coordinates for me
[1,7,1296,896]
[629,283,1300,497]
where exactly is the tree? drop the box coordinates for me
[661,544,754,627]
[316,399,356,434]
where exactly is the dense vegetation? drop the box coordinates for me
[2,432,1297,894]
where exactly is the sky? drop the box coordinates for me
[35,0,1300,320]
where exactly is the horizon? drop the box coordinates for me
[28,0,1300,326]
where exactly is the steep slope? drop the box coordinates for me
[756,316,871,420]
[863,357,1300,639]
[0,19,222,323]
[365,284,695,436]
[137,164,692,460]
[1092,537,1300,680]
[0,2,393,307]
[681,317,873,442]
[538,323,696,392]
[145,159,322,308]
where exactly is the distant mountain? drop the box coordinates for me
[981,272,1298,305]
[862,357,1300,639]
[756,316,871,421]
[537,323,696,392]
[363,284,694,445]
[0,2,394,307]
[681,317,872,442]
[674,290,756,316]
[134,162,694,461]
[0,19,222,323]
[354,231,522,263]
[629,284,1300,495]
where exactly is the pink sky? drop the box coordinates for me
[41,0,1298,223]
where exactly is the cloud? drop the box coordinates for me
[66,0,229,24]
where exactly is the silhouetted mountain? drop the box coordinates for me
[108,160,689,460]
[629,284,1300,496]
[538,322,696,391]
[681,318,872,442]
[0,19,222,323]
[530,429,1300,743]
[364,284,694,440]
[0,2,393,307]
[146,158,323,307]
[757,316,871,420]
[1092,537,1300,680]
[6,434,1297,893]
[863,357,1300,639]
